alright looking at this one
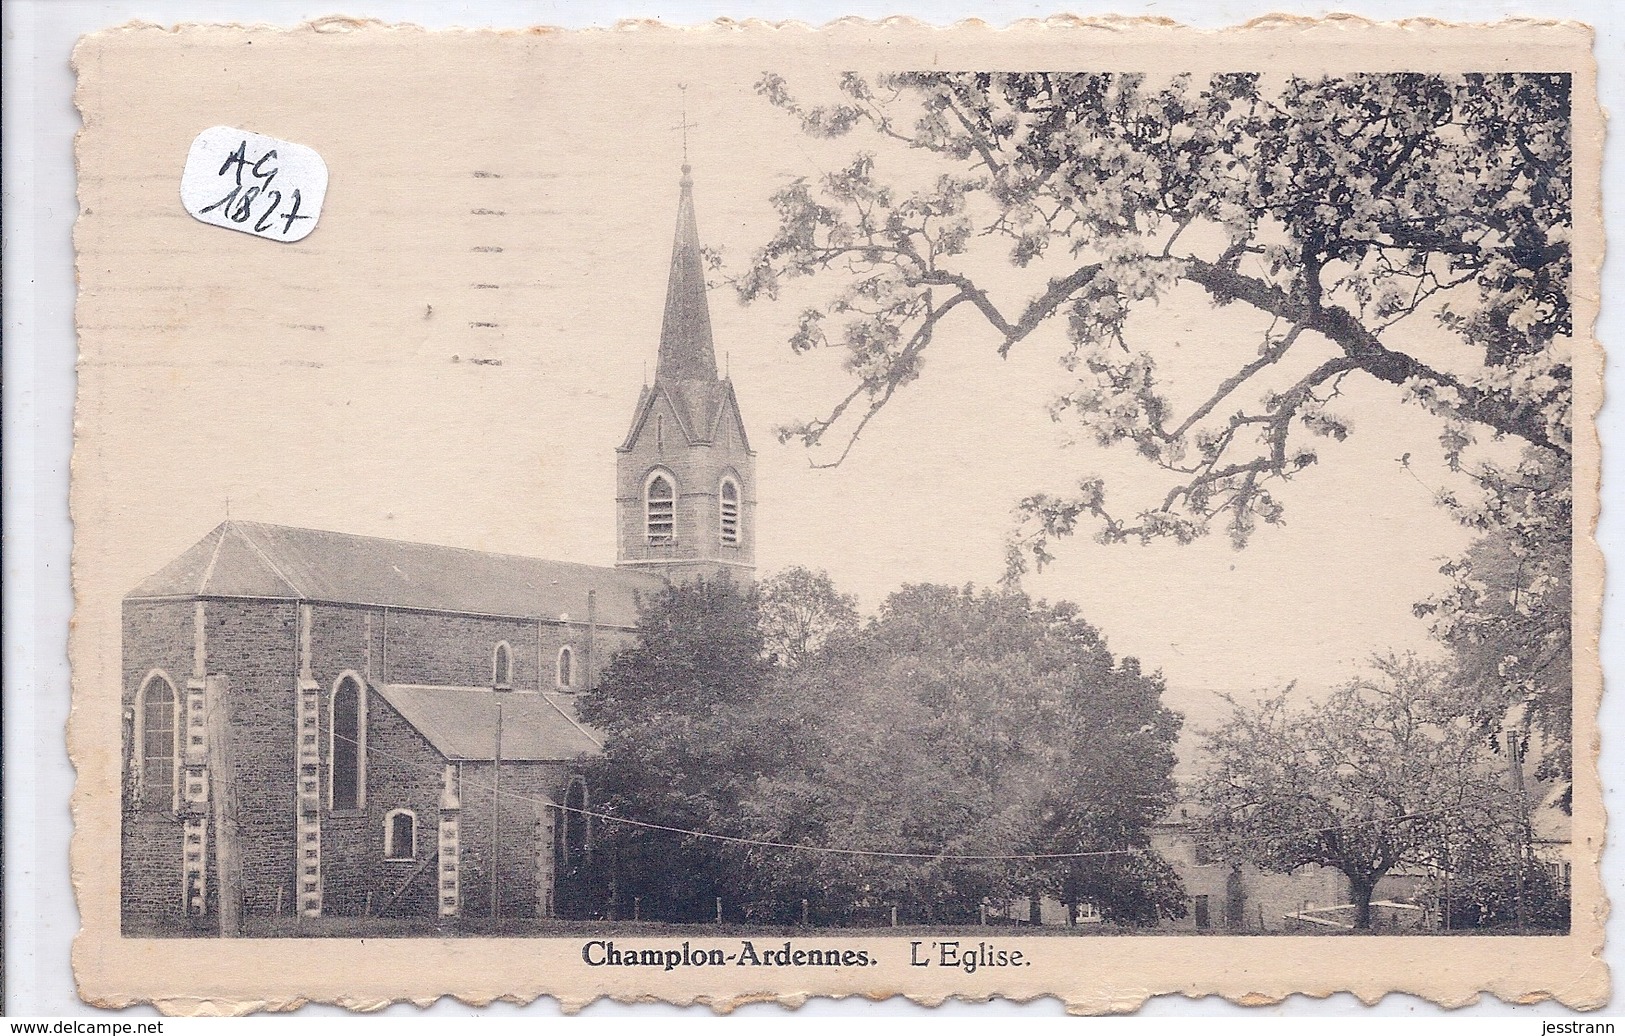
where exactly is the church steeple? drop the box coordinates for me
[656,166,719,383]
[616,165,756,585]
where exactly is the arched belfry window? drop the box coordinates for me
[556,645,574,689]
[719,477,741,545]
[330,674,366,811]
[493,641,513,689]
[384,809,417,860]
[646,471,675,544]
[137,672,178,811]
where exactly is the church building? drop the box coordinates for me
[120,166,756,934]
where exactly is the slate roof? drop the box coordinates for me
[126,520,665,629]
[618,378,751,453]
[657,166,719,384]
[376,684,602,763]
[617,168,752,452]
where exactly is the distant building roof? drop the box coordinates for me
[125,520,665,628]
[1531,785,1573,844]
[377,684,602,763]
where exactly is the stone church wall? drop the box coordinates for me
[382,610,540,688]
[124,595,622,931]
[120,599,200,934]
[1155,829,1350,932]
[318,686,448,918]
[454,760,572,920]
[309,601,373,686]
[359,606,628,692]
[208,599,300,919]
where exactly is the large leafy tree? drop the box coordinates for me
[739,71,1571,557]
[1025,654,1188,925]
[1194,655,1524,930]
[583,577,1184,925]
[737,585,1186,925]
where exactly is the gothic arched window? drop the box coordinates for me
[330,674,365,811]
[557,778,590,865]
[137,672,178,811]
[556,645,574,689]
[646,471,675,543]
[384,809,417,860]
[719,477,741,545]
[493,641,513,689]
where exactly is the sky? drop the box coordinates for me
[73,28,1503,722]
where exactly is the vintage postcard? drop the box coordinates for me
[70,16,1606,1014]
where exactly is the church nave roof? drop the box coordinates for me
[376,683,602,764]
[126,520,664,629]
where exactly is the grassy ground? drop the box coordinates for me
[236,917,1117,939]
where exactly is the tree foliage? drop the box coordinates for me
[576,576,779,921]
[1428,824,1570,931]
[1193,655,1526,929]
[748,585,1186,924]
[581,576,1185,925]
[740,71,1572,558]
[757,565,860,668]
[1416,448,1572,794]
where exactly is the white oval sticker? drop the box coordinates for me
[180,126,328,242]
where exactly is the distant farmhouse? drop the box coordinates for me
[121,166,756,934]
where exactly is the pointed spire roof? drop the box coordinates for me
[656,165,719,383]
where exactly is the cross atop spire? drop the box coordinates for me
[655,164,718,383]
[672,83,698,166]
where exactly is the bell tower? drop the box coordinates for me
[615,165,755,584]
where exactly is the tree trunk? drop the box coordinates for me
[1350,876,1376,930]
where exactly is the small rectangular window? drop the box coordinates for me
[493,643,513,689]
[385,810,416,860]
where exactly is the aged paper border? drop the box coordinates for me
[67,15,1608,1014]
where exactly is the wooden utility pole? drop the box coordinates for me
[1442,838,1452,931]
[1506,730,1532,930]
[205,676,242,937]
[492,702,503,921]
[585,590,597,690]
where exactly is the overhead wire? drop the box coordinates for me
[332,730,1475,864]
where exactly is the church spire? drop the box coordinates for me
[616,161,755,585]
[656,166,719,383]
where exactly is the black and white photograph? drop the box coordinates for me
[64,16,1604,1012]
